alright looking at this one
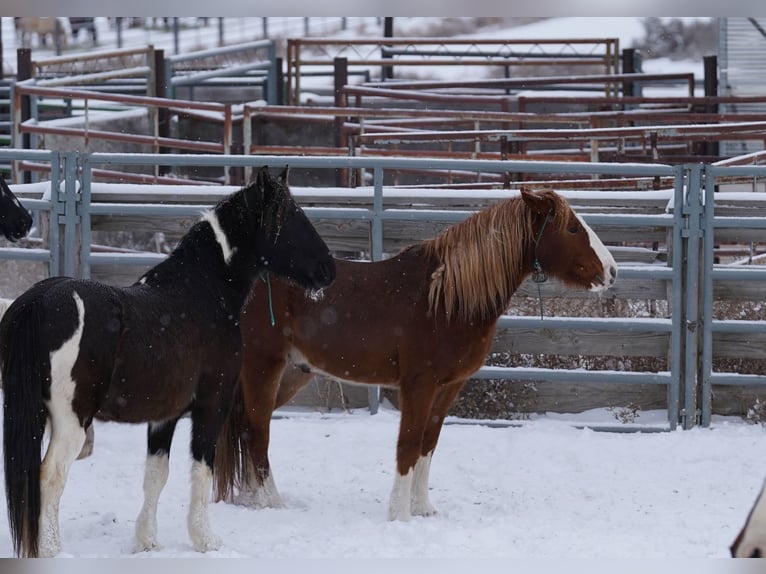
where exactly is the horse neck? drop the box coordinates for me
[424,199,534,323]
[154,222,256,312]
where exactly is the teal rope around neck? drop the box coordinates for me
[259,270,276,327]
[532,211,552,320]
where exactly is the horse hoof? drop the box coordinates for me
[193,534,222,553]
[233,489,285,509]
[133,539,160,553]
[411,503,438,517]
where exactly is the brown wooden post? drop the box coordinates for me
[17,48,32,183]
[621,48,637,99]
[334,57,349,186]
[704,55,719,160]
[275,57,284,106]
[154,49,171,176]
[382,17,394,81]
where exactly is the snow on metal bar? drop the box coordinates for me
[496,316,673,332]
[474,366,672,384]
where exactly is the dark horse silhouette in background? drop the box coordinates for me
[214,188,617,520]
[0,174,33,243]
[1,166,335,557]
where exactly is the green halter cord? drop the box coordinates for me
[259,270,276,327]
[532,211,552,321]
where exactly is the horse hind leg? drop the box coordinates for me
[38,291,89,556]
[134,419,178,552]
[38,409,86,556]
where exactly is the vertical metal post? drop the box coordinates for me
[79,154,92,279]
[115,17,123,49]
[682,164,703,429]
[62,152,79,278]
[368,164,384,414]
[218,17,224,47]
[700,164,716,426]
[172,18,180,55]
[667,164,686,430]
[46,151,61,277]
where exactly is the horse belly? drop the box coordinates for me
[95,364,197,423]
[289,345,399,386]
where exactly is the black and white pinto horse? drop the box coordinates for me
[0,174,33,243]
[1,166,336,558]
[732,479,766,557]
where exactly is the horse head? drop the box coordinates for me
[0,175,33,242]
[522,188,616,293]
[231,165,335,292]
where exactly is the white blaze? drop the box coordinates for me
[575,212,617,292]
[202,211,236,264]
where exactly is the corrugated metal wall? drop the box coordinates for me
[719,17,766,156]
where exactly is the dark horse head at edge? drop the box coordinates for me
[0,174,33,242]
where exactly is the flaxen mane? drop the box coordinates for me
[424,191,570,323]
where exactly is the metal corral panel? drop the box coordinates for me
[719,17,766,156]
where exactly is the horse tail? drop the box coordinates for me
[213,382,246,502]
[1,294,48,557]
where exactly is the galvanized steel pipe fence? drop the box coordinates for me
[0,149,764,430]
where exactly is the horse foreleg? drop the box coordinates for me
[134,419,177,552]
[388,379,437,521]
[411,382,465,517]
[188,398,229,552]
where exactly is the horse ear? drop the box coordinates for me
[278,165,289,184]
[520,188,556,217]
[258,165,270,185]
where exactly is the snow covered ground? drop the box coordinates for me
[0,405,764,559]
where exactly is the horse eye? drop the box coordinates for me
[568,225,580,234]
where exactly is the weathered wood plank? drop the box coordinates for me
[492,328,670,358]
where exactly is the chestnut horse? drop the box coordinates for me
[732,479,766,557]
[1,167,335,557]
[214,188,617,521]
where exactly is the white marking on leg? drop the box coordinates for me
[134,453,169,552]
[202,210,236,264]
[39,291,88,557]
[188,460,222,552]
[734,482,766,557]
[388,468,414,521]
[576,212,617,291]
[410,453,437,517]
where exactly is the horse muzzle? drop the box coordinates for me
[590,265,617,292]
